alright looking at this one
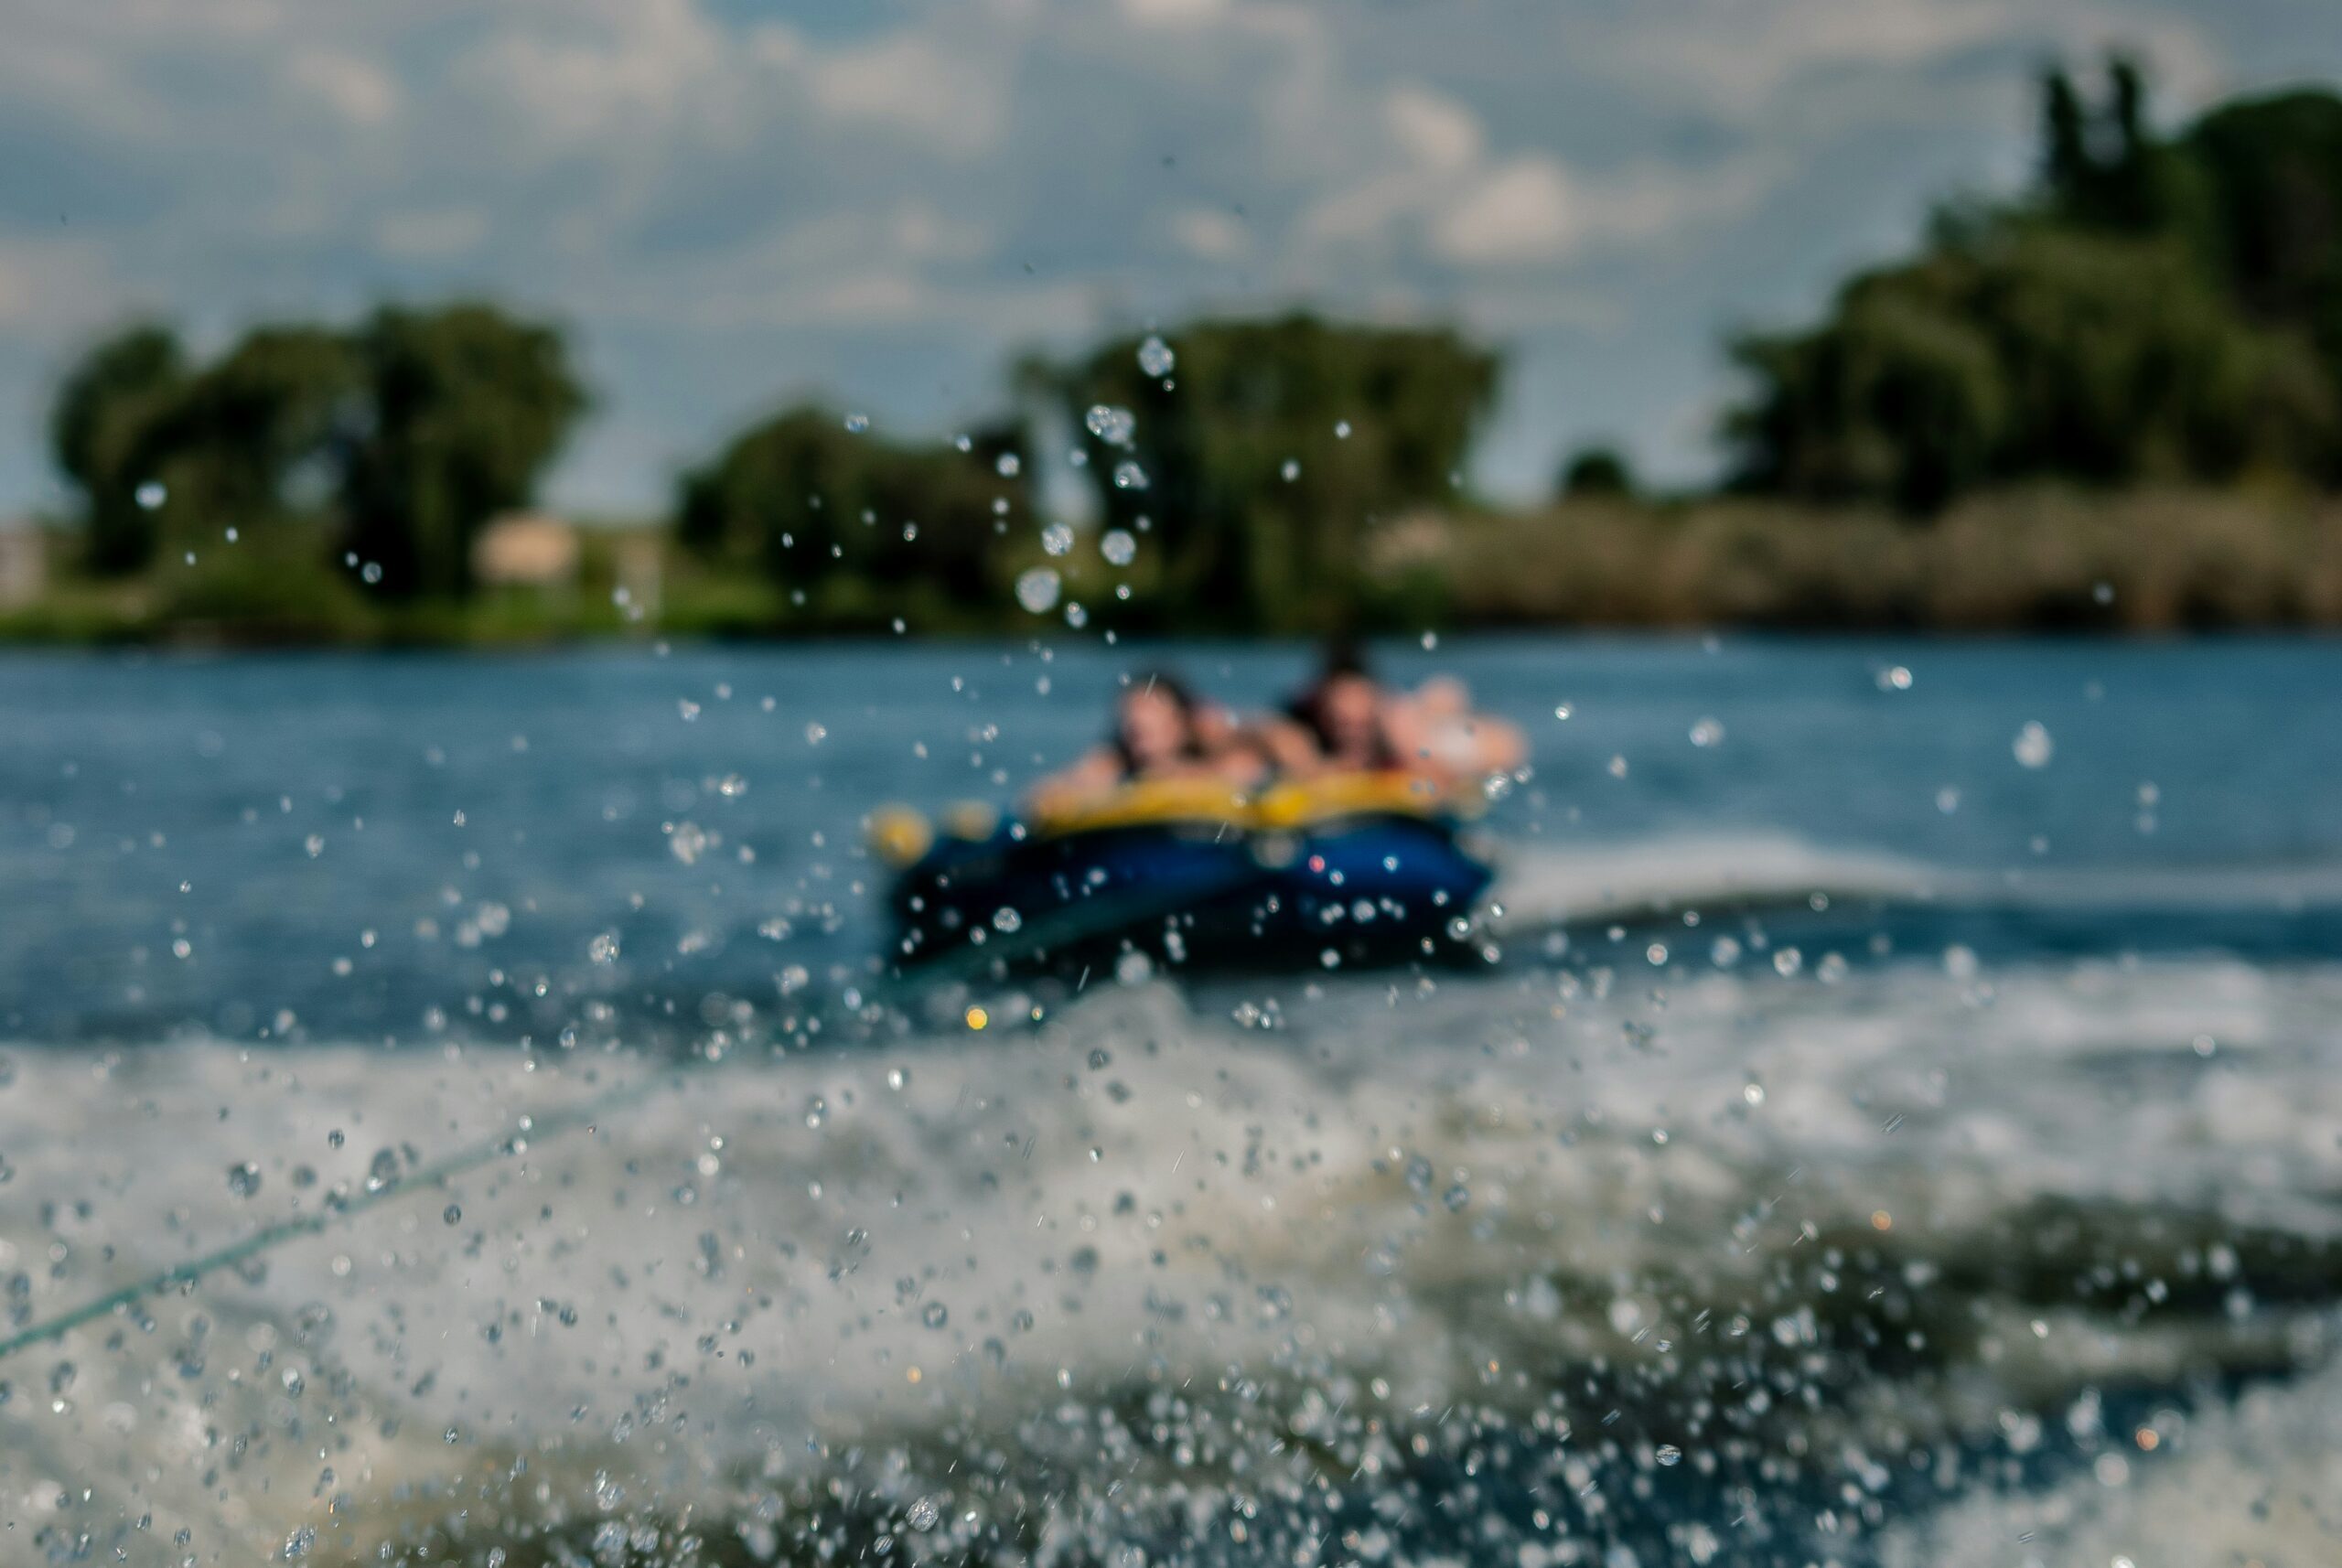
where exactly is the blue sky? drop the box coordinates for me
[3,0,2337,518]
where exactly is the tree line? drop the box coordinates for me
[1725,59,2342,511]
[38,60,2342,635]
[55,306,585,599]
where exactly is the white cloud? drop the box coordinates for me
[1433,157,1578,265]
[0,237,120,331]
[1120,0,1232,27]
[0,0,2316,509]
[807,32,1011,154]
[456,0,737,148]
[1168,207,1250,261]
[1383,85,1482,173]
[1605,0,2021,113]
[375,207,490,260]
[287,48,398,126]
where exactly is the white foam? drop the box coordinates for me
[3,956,2340,1561]
[1487,832,1948,926]
[1487,830,2342,929]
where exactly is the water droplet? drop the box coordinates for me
[588,931,620,964]
[843,413,870,434]
[1689,717,1724,747]
[921,1301,949,1329]
[1083,404,1135,447]
[1112,459,1149,491]
[443,1203,462,1226]
[2013,721,2054,768]
[135,481,167,510]
[226,1162,262,1198]
[994,451,1022,478]
[1135,335,1175,377]
[1280,458,1301,482]
[1040,521,1075,556]
[1655,1444,1682,1466]
[1100,529,1136,566]
[1015,567,1061,614]
[366,1148,400,1192]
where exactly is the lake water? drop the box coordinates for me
[3,636,2340,1566]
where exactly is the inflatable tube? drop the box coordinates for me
[877,775,1496,979]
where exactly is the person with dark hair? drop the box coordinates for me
[1262,640,1427,777]
[1026,670,1266,812]
[1262,640,1526,784]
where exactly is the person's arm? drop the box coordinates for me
[1246,715,1326,777]
[1023,747,1124,815]
[1378,698,1436,774]
[1463,714,1527,775]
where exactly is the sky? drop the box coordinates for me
[3,0,2338,519]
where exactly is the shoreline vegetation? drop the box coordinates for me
[8,488,2342,645]
[6,58,2342,647]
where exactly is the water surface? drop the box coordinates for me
[3,636,2338,1567]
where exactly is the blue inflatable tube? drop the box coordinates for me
[886,808,1495,979]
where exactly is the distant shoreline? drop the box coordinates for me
[6,487,2338,647]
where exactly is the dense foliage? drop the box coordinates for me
[676,410,1026,623]
[1726,61,2342,510]
[48,305,586,596]
[27,59,2342,639]
[1037,315,1499,631]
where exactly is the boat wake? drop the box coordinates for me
[1487,830,2342,930]
[5,952,2341,1564]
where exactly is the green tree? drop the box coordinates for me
[1727,231,2333,509]
[2186,89,2342,460]
[339,305,587,596]
[1558,445,1636,499]
[49,324,189,573]
[1727,58,2342,509]
[1039,315,1498,630]
[2038,55,2205,236]
[139,326,359,526]
[677,408,1027,609]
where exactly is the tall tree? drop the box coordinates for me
[1041,315,1498,630]
[49,324,189,573]
[137,326,359,526]
[339,305,587,596]
[1728,58,2342,508]
[678,409,1026,608]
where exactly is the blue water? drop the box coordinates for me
[4,637,2337,1043]
[6,638,2342,1568]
